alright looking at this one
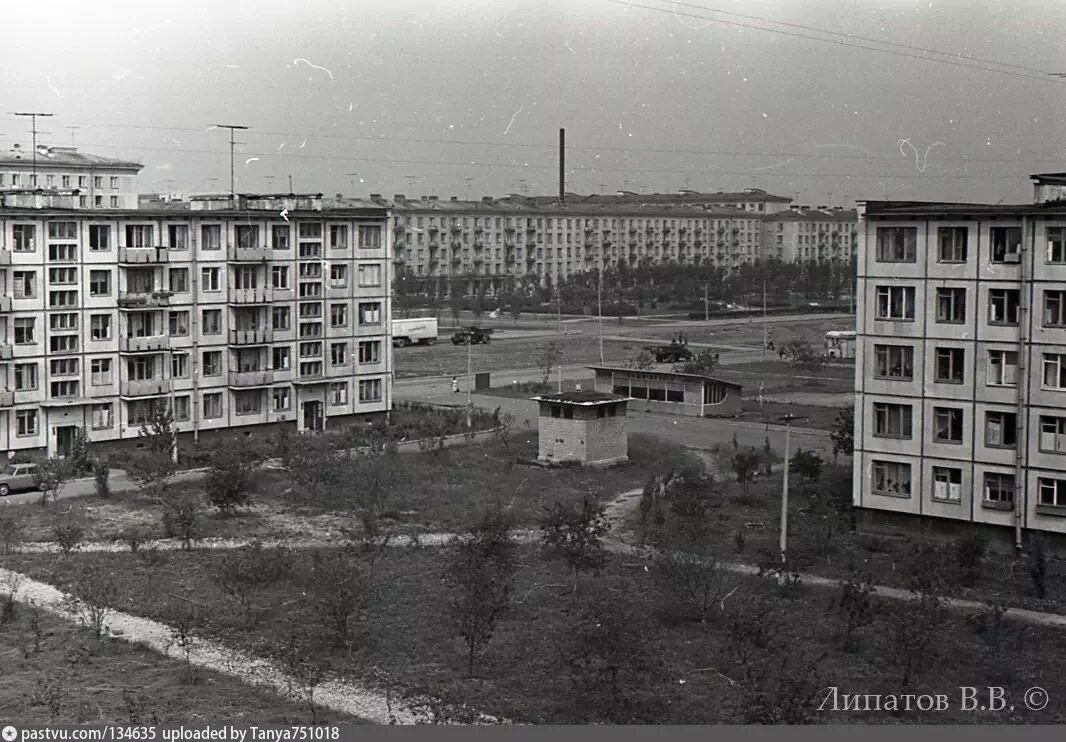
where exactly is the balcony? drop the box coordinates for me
[120,378,172,398]
[227,244,271,262]
[0,249,11,265]
[228,286,271,304]
[118,291,171,308]
[292,373,326,385]
[0,344,11,360]
[0,296,10,312]
[119,335,169,354]
[228,369,275,387]
[272,287,296,302]
[0,390,13,407]
[229,327,273,345]
[118,246,169,264]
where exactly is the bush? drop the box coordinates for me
[93,462,111,498]
[954,530,987,588]
[161,497,200,549]
[52,519,85,555]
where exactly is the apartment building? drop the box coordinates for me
[370,194,766,294]
[854,173,1066,543]
[0,193,392,461]
[0,145,143,210]
[763,206,858,263]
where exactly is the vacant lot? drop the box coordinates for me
[0,600,364,725]
[6,546,1065,724]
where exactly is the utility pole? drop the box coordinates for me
[466,336,472,429]
[213,123,249,203]
[704,283,709,322]
[597,260,605,364]
[346,172,359,198]
[65,125,80,146]
[558,128,565,203]
[780,413,794,566]
[463,177,473,200]
[288,174,294,193]
[10,112,54,188]
[762,279,768,352]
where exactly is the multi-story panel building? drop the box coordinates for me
[854,173,1066,544]
[0,145,143,210]
[0,193,391,461]
[762,206,859,263]
[367,194,768,294]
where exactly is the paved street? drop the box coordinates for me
[0,466,209,506]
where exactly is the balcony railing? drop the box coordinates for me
[118,246,169,264]
[229,327,273,345]
[227,244,272,262]
[119,335,168,353]
[0,296,11,312]
[0,249,11,265]
[228,369,275,387]
[120,378,172,397]
[0,390,13,407]
[272,287,296,302]
[228,286,271,304]
[0,344,12,360]
[118,291,171,308]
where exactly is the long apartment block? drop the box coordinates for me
[854,173,1066,541]
[0,193,392,460]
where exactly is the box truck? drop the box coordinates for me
[392,317,438,347]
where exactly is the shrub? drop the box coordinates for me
[954,529,987,588]
[540,496,609,591]
[93,461,111,498]
[52,518,85,555]
[161,497,200,550]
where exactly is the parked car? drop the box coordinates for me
[0,463,41,496]
[451,327,494,345]
[646,343,694,363]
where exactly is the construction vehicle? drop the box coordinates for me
[451,326,494,345]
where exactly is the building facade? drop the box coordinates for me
[0,145,143,210]
[0,193,392,461]
[762,206,858,263]
[854,174,1066,542]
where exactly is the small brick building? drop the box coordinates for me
[532,390,629,466]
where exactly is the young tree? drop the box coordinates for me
[204,434,267,515]
[540,496,609,592]
[780,339,825,371]
[674,349,719,376]
[67,427,94,477]
[126,403,177,500]
[731,449,761,496]
[886,590,946,686]
[830,405,854,461]
[789,448,823,482]
[61,562,120,641]
[440,508,519,677]
[490,406,516,454]
[212,542,295,628]
[34,456,74,507]
[448,276,466,326]
[303,549,370,648]
[507,289,524,327]
[625,349,656,371]
[836,570,878,652]
[954,529,988,588]
[535,341,563,389]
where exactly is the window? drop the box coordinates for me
[127,400,155,426]
[985,411,1017,448]
[358,340,381,364]
[988,289,1020,325]
[358,302,381,325]
[169,311,190,337]
[89,225,111,251]
[990,226,1022,262]
[330,304,348,328]
[202,351,222,376]
[110,196,119,208]
[1043,353,1066,390]
[1045,290,1066,327]
[299,341,322,359]
[201,310,221,335]
[91,403,113,430]
[49,290,77,308]
[272,347,290,369]
[932,467,962,502]
[273,386,291,411]
[329,382,348,405]
[1048,227,1066,264]
[13,271,36,299]
[89,270,112,297]
[168,224,189,250]
[16,409,38,436]
[272,306,291,330]
[50,313,77,331]
[90,358,112,385]
[49,267,77,285]
[359,378,382,402]
[201,225,221,250]
[1038,478,1066,511]
[109,176,119,190]
[357,264,381,287]
[90,314,112,341]
[169,268,189,294]
[871,460,911,498]
[14,363,38,390]
[933,407,963,444]
[236,225,259,248]
[124,225,153,248]
[329,265,348,288]
[234,266,259,290]
[14,318,36,345]
[330,225,349,249]
[869,345,912,379]
[983,473,1015,508]
[299,361,323,378]
[358,225,382,249]
[61,175,70,187]
[172,396,190,422]
[875,286,915,321]
[873,402,912,438]
[330,342,348,366]
[935,288,966,323]
[271,266,290,289]
[875,227,917,262]
[203,392,223,419]
[50,380,79,399]
[201,267,221,292]
[987,350,1018,386]
[234,390,261,415]
[272,225,290,250]
[1040,416,1066,454]
[13,224,36,252]
[48,222,77,240]
[171,352,189,379]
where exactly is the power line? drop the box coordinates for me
[610,0,1066,84]
[667,0,1052,76]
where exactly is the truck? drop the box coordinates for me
[391,317,438,347]
[645,343,694,364]
[451,326,494,345]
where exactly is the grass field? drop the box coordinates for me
[0,601,364,725]
[6,546,1065,724]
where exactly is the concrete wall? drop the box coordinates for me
[536,402,628,465]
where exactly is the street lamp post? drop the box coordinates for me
[779,413,794,566]
[466,335,472,429]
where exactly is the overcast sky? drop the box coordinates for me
[4,0,1065,206]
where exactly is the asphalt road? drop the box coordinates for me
[0,467,209,506]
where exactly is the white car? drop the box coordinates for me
[0,463,41,496]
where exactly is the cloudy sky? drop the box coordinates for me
[4,0,1065,205]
